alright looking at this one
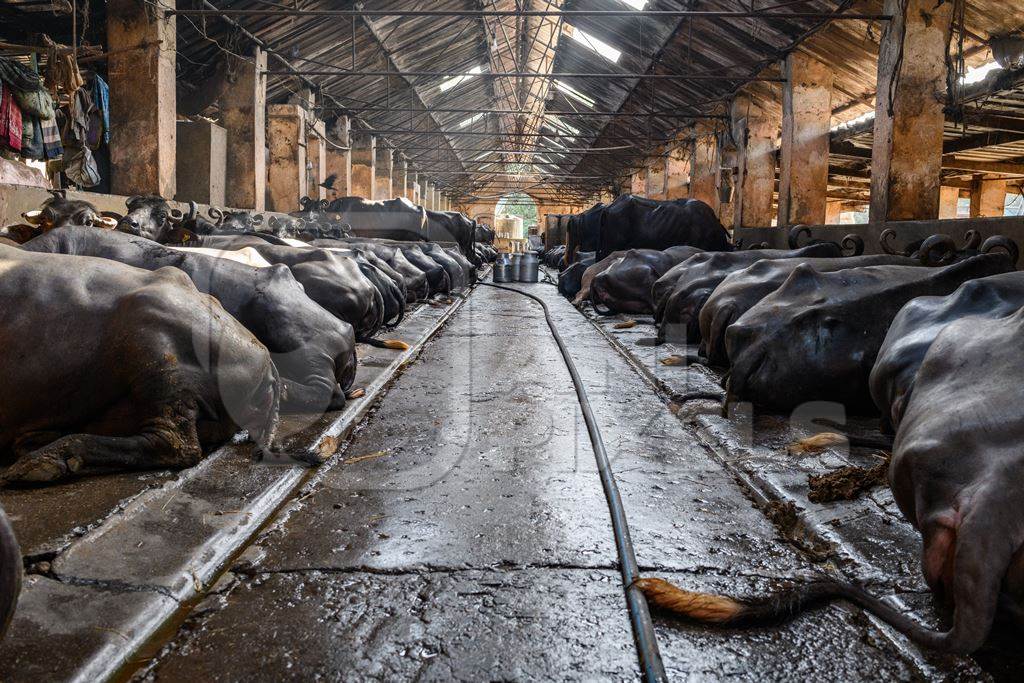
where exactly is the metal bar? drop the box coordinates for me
[314,105,729,118]
[168,8,891,20]
[361,128,656,140]
[268,69,786,81]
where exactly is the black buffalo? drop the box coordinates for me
[871,270,1024,431]
[426,210,478,266]
[23,228,358,412]
[699,254,917,367]
[597,196,732,259]
[725,254,1013,413]
[588,246,705,315]
[654,243,844,345]
[0,244,281,485]
[15,194,118,238]
[326,197,427,242]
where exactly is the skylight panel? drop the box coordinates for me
[439,65,484,92]
[546,115,581,136]
[962,61,1000,85]
[459,112,487,128]
[554,80,597,108]
[472,151,491,161]
[620,0,647,8]
[564,24,621,63]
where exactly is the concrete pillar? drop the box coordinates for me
[869,0,954,222]
[220,47,267,210]
[646,157,667,200]
[424,181,434,209]
[375,145,394,199]
[939,186,961,219]
[351,133,376,200]
[779,52,833,226]
[306,124,327,202]
[176,119,226,205]
[666,147,690,200]
[107,0,176,197]
[267,104,306,212]
[394,159,408,201]
[970,179,1008,217]
[324,116,351,200]
[407,172,418,202]
[731,98,779,228]
[690,123,720,212]
[630,168,647,196]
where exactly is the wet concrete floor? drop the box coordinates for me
[135,282,958,681]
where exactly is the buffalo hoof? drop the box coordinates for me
[1,452,83,486]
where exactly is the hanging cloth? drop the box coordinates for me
[91,74,110,144]
[0,81,23,153]
[0,55,45,92]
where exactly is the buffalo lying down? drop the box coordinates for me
[0,245,280,485]
[871,270,1024,431]
[726,254,1013,413]
[699,254,917,366]
[23,229,358,412]
[654,243,844,344]
[589,246,704,315]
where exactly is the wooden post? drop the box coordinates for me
[267,104,306,212]
[869,0,954,222]
[779,52,833,226]
[375,145,394,199]
[825,200,844,223]
[107,0,176,197]
[646,157,667,200]
[970,178,1008,217]
[939,186,961,218]
[690,122,720,212]
[305,102,327,202]
[220,47,266,210]
[732,95,779,228]
[351,132,376,200]
[324,116,351,199]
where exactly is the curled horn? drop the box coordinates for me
[251,213,265,227]
[734,238,745,250]
[841,234,865,256]
[788,225,812,249]
[961,229,982,251]
[981,235,1020,266]
[879,228,901,256]
[745,241,769,250]
[207,206,224,222]
[299,196,315,211]
[918,234,957,266]
[47,188,67,199]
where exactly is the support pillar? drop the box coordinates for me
[732,96,779,228]
[779,52,833,226]
[825,200,844,224]
[665,147,690,200]
[107,0,176,197]
[394,159,408,201]
[220,47,266,210]
[267,104,306,212]
[176,119,226,205]
[407,172,418,202]
[646,157,667,200]
[630,168,647,196]
[305,108,327,202]
[869,0,954,222]
[324,116,351,199]
[970,179,1008,217]
[351,133,376,199]
[690,123,720,213]
[939,186,961,219]
[424,181,434,209]
[375,145,394,199]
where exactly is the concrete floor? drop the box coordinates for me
[118,282,977,681]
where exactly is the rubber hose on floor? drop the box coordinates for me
[480,282,668,683]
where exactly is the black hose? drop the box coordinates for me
[480,282,668,683]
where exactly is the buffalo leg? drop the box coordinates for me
[1,399,203,485]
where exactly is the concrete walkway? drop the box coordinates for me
[134,282,937,681]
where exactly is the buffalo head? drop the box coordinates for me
[21,194,118,233]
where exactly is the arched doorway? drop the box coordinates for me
[495,192,539,236]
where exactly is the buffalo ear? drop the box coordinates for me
[97,215,119,229]
[21,209,43,225]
